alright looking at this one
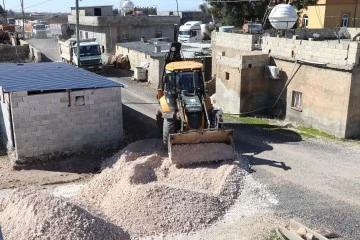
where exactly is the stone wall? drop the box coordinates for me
[262,36,360,67]
[10,87,123,164]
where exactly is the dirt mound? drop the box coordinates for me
[77,139,247,237]
[0,189,130,240]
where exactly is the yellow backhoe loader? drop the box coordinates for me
[156,42,235,165]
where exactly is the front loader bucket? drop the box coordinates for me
[168,129,236,166]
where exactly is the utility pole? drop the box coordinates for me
[76,0,80,68]
[175,0,179,16]
[2,0,6,21]
[20,0,24,37]
[354,0,358,27]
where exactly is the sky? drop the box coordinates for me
[3,0,202,13]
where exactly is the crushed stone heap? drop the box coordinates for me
[0,189,130,240]
[77,139,248,237]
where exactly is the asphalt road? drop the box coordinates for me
[33,42,360,239]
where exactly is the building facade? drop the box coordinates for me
[212,30,360,138]
[68,6,180,63]
[300,0,360,29]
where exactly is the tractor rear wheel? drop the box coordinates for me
[163,118,175,148]
[156,106,164,134]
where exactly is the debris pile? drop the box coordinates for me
[77,139,247,237]
[0,189,129,240]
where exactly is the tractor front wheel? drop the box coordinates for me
[163,118,175,148]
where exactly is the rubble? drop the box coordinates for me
[77,139,247,237]
[0,189,129,240]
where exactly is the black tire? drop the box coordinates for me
[163,118,175,148]
[211,109,223,129]
[156,106,164,134]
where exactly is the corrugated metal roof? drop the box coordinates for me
[117,41,170,58]
[0,62,125,93]
[116,41,212,59]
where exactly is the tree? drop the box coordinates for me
[7,9,14,16]
[200,0,318,27]
[0,4,5,14]
[292,0,318,10]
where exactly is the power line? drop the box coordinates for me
[12,0,55,12]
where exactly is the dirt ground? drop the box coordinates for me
[0,150,113,189]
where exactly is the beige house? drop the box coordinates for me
[212,31,360,138]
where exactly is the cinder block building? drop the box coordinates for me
[211,32,269,115]
[0,62,125,166]
[212,30,360,138]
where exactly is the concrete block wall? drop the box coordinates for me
[212,31,270,114]
[212,31,255,52]
[0,88,14,150]
[288,28,360,40]
[215,53,269,70]
[10,88,123,163]
[262,36,360,67]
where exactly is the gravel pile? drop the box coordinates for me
[170,143,235,165]
[0,189,130,240]
[77,139,247,237]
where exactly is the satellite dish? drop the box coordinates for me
[268,4,298,30]
[121,0,135,13]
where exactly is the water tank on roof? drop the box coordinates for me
[219,26,234,33]
[121,0,135,13]
[268,4,298,30]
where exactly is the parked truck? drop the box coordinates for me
[178,21,203,43]
[7,18,15,25]
[50,23,75,41]
[24,22,47,38]
[58,38,103,72]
